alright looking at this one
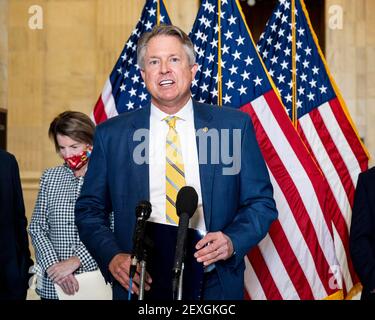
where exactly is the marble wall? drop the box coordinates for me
[326,0,375,162]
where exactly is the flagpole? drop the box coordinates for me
[291,0,297,127]
[217,0,223,106]
[157,0,160,25]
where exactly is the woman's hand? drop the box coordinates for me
[47,256,81,283]
[57,274,79,295]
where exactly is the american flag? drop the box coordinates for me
[190,0,342,299]
[257,0,369,296]
[92,0,171,124]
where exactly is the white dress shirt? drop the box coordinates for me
[149,98,207,233]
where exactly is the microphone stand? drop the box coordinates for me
[171,186,199,300]
[172,250,186,300]
[177,262,185,300]
[138,249,148,301]
[129,201,152,300]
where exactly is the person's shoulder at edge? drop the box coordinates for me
[0,148,15,162]
[365,166,375,175]
[359,166,375,181]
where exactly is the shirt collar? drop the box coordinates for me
[150,98,193,123]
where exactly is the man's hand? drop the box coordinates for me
[47,256,81,283]
[57,274,79,295]
[108,253,152,295]
[194,231,234,266]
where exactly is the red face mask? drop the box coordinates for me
[64,147,92,171]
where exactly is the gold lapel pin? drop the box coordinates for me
[203,127,208,133]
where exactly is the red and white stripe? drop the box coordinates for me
[91,79,118,125]
[297,97,368,293]
[241,90,341,299]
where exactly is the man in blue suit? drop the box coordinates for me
[75,25,277,300]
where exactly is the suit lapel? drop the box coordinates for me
[193,101,215,230]
[127,102,215,227]
[128,105,150,202]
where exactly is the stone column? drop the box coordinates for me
[326,0,375,163]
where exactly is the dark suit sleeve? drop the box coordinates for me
[350,172,375,291]
[3,154,33,299]
[75,127,122,281]
[11,155,33,276]
[223,115,278,268]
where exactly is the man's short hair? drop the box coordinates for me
[137,24,196,69]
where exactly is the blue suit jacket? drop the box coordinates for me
[75,101,277,300]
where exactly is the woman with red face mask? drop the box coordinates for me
[28,111,98,300]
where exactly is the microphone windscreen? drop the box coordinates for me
[176,186,198,218]
[136,200,152,219]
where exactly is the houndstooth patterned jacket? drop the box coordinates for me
[28,165,98,299]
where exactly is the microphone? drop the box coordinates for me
[129,200,152,278]
[172,186,198,293]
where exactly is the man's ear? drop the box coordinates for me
[191,63,198,80]
[140,69,145,81]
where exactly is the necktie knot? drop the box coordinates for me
[164,116,179,129]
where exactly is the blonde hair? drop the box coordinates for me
[137,24,196,69]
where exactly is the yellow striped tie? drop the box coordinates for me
[164,116,185,225]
